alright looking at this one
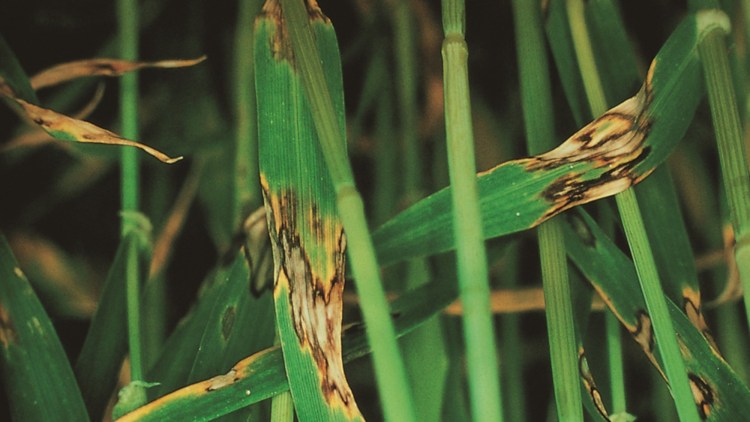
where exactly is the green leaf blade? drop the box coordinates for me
[0,234,90,421]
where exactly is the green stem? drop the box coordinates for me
[615,191,699,422]
[393,0,421,203]
[125,235,144,382]
[118,0,139,227]
[565,0,608,117]
[513,1,582,420]
[538,222,582,421]
[605,311,626,413]
[270,391,295,422]
[118,0,144,384]
[278,1,416,420]
[232,0,261,224]
[567,0,699,420]
[697,29,750,329]
[271,334,295,422]
[442,1,503,421]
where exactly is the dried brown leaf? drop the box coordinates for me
[12,97,182,163]
[31,56,207,90]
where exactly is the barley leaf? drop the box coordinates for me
[0,234,90,421]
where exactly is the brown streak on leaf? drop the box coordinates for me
[261,182,361,417]
[683,290,720,354]
[515,77,655,227]
[688,373,715,420]
[205,368,239,392]
[630,310,666,379]
[578,348,611,421]
[258,0,294,62]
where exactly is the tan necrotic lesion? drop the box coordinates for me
[260,175,360,416]
[520,61,657,224]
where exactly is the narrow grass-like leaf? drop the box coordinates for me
[0,34,38,104]
[255,2,364,419]
[373,12,711,266]
[75,228,151,420]
[271,1,417,420]
[116,281,456,422]
[0,234,90,421]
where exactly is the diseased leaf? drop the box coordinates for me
[372,12,714,267]
[0,34,201,163]
[563,208,750,421]
[255,1,363,420]
[6,97,183,163]
[115,281,455,422]
[30,56,206,90]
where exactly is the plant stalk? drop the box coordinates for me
[697,29,750,329]
[513,1,583,420]
[442,1,503,420]
[118,0,144,385]
[567,0,699,420]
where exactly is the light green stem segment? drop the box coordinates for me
[118,0,140,232]
[606,312,626,413]
[232,0,261,224]
[697,28,750,329]
[271,335,295,422]
[270,391,295,422]
[567,0,700,420]
[393,0,421,200]
[538,222,582,421]
[117,0,144,391]
[513,1,582,420]
[278,1,416,420]
[441,1,503,421]
[615,191,700,422]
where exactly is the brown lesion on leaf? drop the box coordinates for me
[631,310,654,354]
[683,290,720,355]
[521,64,656,226]
[0,304,18,349]
[688,372,715,420]
[258,0,293,61]
[578,348,610,421]
[260,178,362,418]
[305,0,330,24]
[257,0,331,62]
[205,368,240,392]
